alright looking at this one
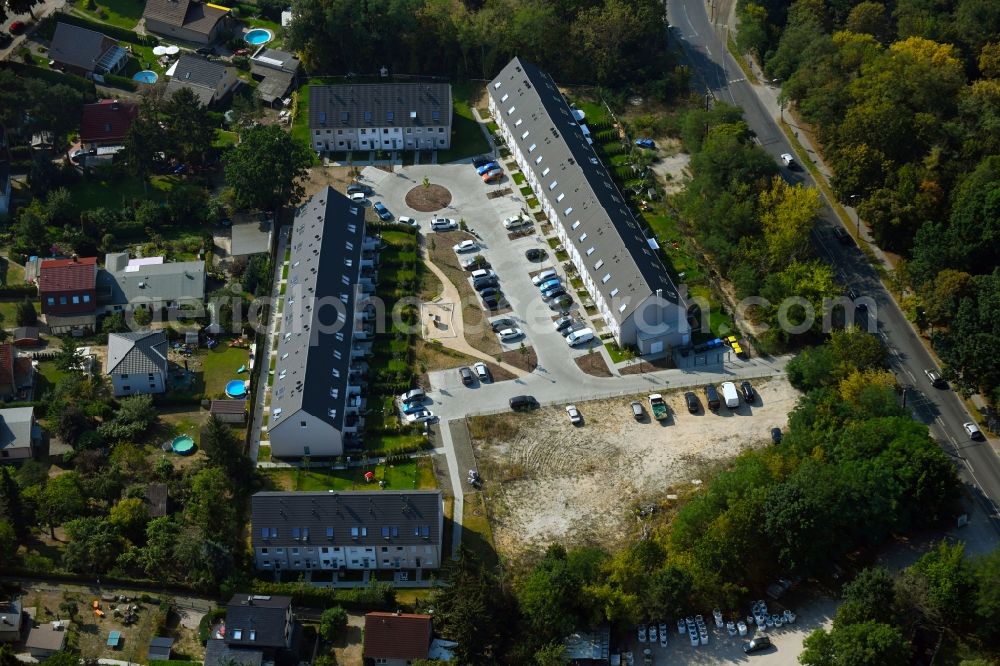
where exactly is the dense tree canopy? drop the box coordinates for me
[224,124,312,211]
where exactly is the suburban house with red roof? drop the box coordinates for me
[0,344,34,401]
[37,256,98,333]
[142,0,230,45]
[362,612,433,666]
[79,100,137,151]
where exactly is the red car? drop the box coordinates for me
[8,21,26,34]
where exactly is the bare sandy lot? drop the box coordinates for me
[468,377,800,559]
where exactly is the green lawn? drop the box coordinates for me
[0,257,26,286]
[266,457,436,492]
[0,299,21,329]
[72,0,145,29]
[65,174,177,212]
[214,129,239,148]
[291,84,312,147]
[202,346,252,399]
[604,342,635,364]
[436,82,490,163]
[35,361,68,398]
[511,171,525,185]
[572,99,611,127]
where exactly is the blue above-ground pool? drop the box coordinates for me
[171,435,195,455]
[244,28,273,45]
[226,380,247,398]
[133,70,158,84]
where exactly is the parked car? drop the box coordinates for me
[510,395,538,411]
[704,384,721,410]
[543,287,568,301]
[349,191,367,203]
[720,381,740,409]
[740,381,755,403]
[347,183,373,195]
[473,277,499,291]
[684,391,700,413]
[453,239,479,253]
[373,201,392,221]
[461,256,489,270]
[8,21,25,34]
[472,155,494,167]
[430,217,458,230]
[549,295,573,311]
[483,295,501,309]
[925,369,945,387]
[482,168,503,182]
[525,248,547,261]
[400,388,425,404]
[471,268,496,281]
[743,636,772,654]
[537,278,562,292]
[497,327,523,342]
[565,328,594,346]
[565,404,582,424]
[398,215,416,226]
[554,316,575,332]
[459,366,474,386]
[964,422,984,440]
[504,215,530,230]
[532,269,558,285]
[479,287,501,300]
[491,318,515,332]
[780,153,797,168]
[771,427,783,443]
[631,401,646,421]
[401,401,426,415]
[475,161,499,175]
[473,361,491,383]
[635,138,656,149]
[405,409,435,423]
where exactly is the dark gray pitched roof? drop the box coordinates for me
[143,0,191,25]
[269,187,365,433]
[224,595,291,649]
[143,0,226,33]
[49,22,117,72]
[251,491,443,549]
[309,83,452,129]
[250,48,299,75]
[0,407,35,458]
[488,58,681,324]
[204,640,262,666]
[106,331,168,375]
[98,253,205,306]
[148,637,173,660]
[169,54,232,91]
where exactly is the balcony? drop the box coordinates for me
[351,341,373,359]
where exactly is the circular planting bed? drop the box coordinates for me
[405,184,452,212]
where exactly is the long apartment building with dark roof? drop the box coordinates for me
[489,58,691,354]
[308,83,453,152]
[267,187,378,459]
[250,491,443,576]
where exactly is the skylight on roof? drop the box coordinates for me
[564,207,573,216]
[500,93,509,102]
[586,247,595,256]
[535,155,543,164]
[521,130,529,139]
[364,111,372,122]
[515,118,522,127]
[507,106,516,115]
[579,233,588,241]
[602,273,612,283]
[594,259,604,270]
[432,110,440,121]
[556,193,565,202]
[619,303,628,313]
[610,288,619,297]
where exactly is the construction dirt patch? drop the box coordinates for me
[501,346,538,373]
[574,352,613,377]
[405,184,453,212]
[468,377,800,560]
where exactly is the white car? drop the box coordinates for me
[497,327,523,342]
[565,405,582,424]
[350,191,367,203]
[453,239,479,253]
[637,624,647,643]
[503,215,529,230]
[780,152,796,167]
[964,422,983,440]
[532,268,558,285]
[398,216,416,226]
[405,409,435,424]
[430,217,458,230]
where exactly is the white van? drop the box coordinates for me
[565,328,594,346]
[532,268,558,285]
[720,381,739,409]
[504,215,530,230]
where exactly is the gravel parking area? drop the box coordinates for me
[467,377,800,559]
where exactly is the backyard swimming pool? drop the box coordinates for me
[133,70,158,84]
[226,380,248,398]
[171,435,195,455]
[244,28,272,45]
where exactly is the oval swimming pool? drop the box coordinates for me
[133,70,158,84]
[226,380,247,398]
[244,28,273,45]
[171,435,195,455]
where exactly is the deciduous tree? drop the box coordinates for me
[224,124,312,211]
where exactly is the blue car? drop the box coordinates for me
[476,161,499,175]
[401,401,426,415]
[537,278,561,292]
[635,138,655,149]
[373,201,392,221]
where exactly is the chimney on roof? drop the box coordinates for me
[111,100,119,110]
[71,254,78,262]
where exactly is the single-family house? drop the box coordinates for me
[48,22,128,78]
[147,636,174,661]
[166,54,238,107]
[97,252,206,314]
[267,187,374,459]
[26,622,68,658]
[37,256,98,333]
[362,612,433,666]
[0,343,35,401]
[488,57,690,354]
[203,594,295,666]
[79,99,137,151]
[0,600,23,642]
[142,0,229,45]
[0,407,42,464]
[250,490,443,578]
[209,400,246,424]
[308,83,453,152]
[249,47,299,106]
[106,331,169,397]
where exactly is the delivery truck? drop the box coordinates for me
[720,381,740,409]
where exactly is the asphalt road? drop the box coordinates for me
[668,0,1000,531]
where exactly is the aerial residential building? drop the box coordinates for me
[36,256,99,333]
[363,612,433,666]
[0,343,34,401]
[250,491,443,579]
[0,407,42,464]
[25,622,67,658]
[142,0,230,45]
[248,47,299,107]
[166,54,238,106]
[106,331,169,397]
[203,594,295,666]
[267,187,376,459]
[488,58,691,355]
[0,599,23,642]
[79,99,137,151]
[48,22,128,78]
[97,252,206,314]
[147,637,174,661]
[308,83,453,152]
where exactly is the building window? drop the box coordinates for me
[233,630,242,640]
[406,128,412,133]
[83,294,91,303]
[59,296,67,305]
[438,127,444,133]
[47,297,54,306]
[72,296,80,304]
[300,421,307,427]
[338,129,343,134]
[383,129,388,134]
[122,385,131,391]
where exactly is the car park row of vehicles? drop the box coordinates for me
[473,155,504,182]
